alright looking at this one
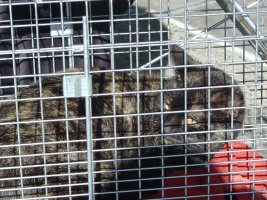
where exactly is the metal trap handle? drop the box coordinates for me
[216,0,267,60]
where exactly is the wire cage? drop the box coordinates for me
[0,0,266,199]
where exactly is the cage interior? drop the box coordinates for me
[0,0,266,199]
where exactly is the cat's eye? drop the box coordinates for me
[164,104,171,111]
[187,118,197,125]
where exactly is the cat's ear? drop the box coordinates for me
[170,45,186,66]
[169,45,196,79]
[170,45,196,66]
[211,89,244,118]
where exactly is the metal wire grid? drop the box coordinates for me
[0,0,265,199]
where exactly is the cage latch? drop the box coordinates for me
[63,75,93,97]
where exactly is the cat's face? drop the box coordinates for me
[161,46,245,163]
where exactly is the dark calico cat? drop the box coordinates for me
[0,46,244,200]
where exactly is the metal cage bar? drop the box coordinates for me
[0,0,265,199]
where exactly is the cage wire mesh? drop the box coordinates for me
[0,0,266,199]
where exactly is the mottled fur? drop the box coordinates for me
[0,46,244,199]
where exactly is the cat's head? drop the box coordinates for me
[162,45,245,164]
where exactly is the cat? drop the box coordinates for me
[0,45,244,199]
